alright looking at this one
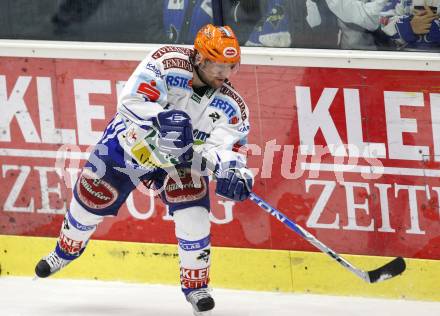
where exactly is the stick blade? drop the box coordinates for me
[367,257,406,283]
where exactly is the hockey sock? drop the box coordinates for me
[55,200,103,260]
[173,206,211,295]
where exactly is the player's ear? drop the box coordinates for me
[194,51,203,66]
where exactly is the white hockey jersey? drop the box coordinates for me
[115,45,250,168]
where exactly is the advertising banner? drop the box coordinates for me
[1,57,439,260]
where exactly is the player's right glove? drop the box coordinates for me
[155,110,194,163]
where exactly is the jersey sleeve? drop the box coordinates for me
[326,0,387,31]
[117,55,168,126]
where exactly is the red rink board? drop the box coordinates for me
[0,57,439,260]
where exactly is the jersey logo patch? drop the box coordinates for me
[163,57,193,72]
[223,47,238,58]
[164,168,207,203]
[197,249,211,263]
[219,85,247,120]
[209,97,238,121]
[166,74,192,90]
[76,169,118,210]
[209,112,220,122]
[180,267,210,289]
[152,46,193,59]
[167,113,189,123]
[137,80,161,102]
[193,129,210,143]
[59,232,83,256]
[230,116,239,124]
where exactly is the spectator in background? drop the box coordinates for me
[380,0,440,50]
[226,0,340,48]
[163,0,214,44]
[225,0,389,50]
[243,0,293,47]
[222,0,262,44]
[327,0,389,50]
[51,0,164,43]
[51,0,214,45]
[51,0,103,34]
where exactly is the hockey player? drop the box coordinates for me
[35,24,253,316]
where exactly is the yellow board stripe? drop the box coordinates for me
[0,235,439,301]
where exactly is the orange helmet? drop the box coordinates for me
[194,24,240,64]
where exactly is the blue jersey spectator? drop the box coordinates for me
[163,0,214,44]
[381,0,440,50]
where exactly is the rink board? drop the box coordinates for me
[1,55,440,260]
[1,44,440,302]
[0,235,439,302]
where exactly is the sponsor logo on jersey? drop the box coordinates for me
[208,112,220,123]
[124,125,138,146]
[178,236,210,251]
[145,62,162,78]
[67,211,96,231]
[219,85,247,120]
[152,46,193,59]
[180,267,210,289]
[205,87,215,98]
[230,116,239,124]
[166,112,189,123]
[166,74,192,90]
[137,80,161,101]
[238,123,250,133]
[59,232,83,256]
[130,128,179,169]
[193,129,210,142]
[191,93,201,103]
[163,57,193,72]
[209,97,238,121]
[197,249,211,263]
[223,47,238,58]
[76,169,118,210]
[164,168,207,203]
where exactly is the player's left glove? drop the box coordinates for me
[215,161,254,201]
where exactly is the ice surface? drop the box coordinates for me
[0,277,439,316]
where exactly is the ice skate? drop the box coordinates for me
[35,250,71,278]
[186,288,215,316]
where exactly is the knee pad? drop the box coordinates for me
[173,206,211,241]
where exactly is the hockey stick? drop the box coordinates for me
[247,193,406,283]
[196,154,406,283]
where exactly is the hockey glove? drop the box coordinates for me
[155,110,194,163]
[215,161,254,201]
